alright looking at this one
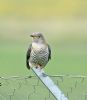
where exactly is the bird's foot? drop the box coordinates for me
[35,66,38,69]
[36,65,43,70]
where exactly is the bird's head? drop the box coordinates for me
[30,32,46,43]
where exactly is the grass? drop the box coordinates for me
[0,18,87,76]
[0,39,87,76]
[0,0,87,17]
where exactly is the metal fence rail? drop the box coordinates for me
[31,67,68,100]
[0,74,87,100]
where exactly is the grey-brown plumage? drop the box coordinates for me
[26,32,51,69]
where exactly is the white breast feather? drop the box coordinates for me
[32,43,45,50]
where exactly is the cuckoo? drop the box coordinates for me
[26,32,51,69]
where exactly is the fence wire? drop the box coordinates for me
[0,75,87,100]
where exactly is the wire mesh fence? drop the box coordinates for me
[0,75,87,100]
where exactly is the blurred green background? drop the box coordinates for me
[0,0,87,77]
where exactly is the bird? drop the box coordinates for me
[26,32,51,70]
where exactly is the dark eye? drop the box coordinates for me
[39,36,40,38]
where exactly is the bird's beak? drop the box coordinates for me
[30,34,34,37]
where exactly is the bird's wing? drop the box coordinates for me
[26,44,32,69]
[48,44,51,61]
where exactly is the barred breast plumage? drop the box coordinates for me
[29,43,49,68]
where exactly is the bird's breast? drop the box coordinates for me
[31,43,48,58]
[30,43,49,67]
[32,43,47,51]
